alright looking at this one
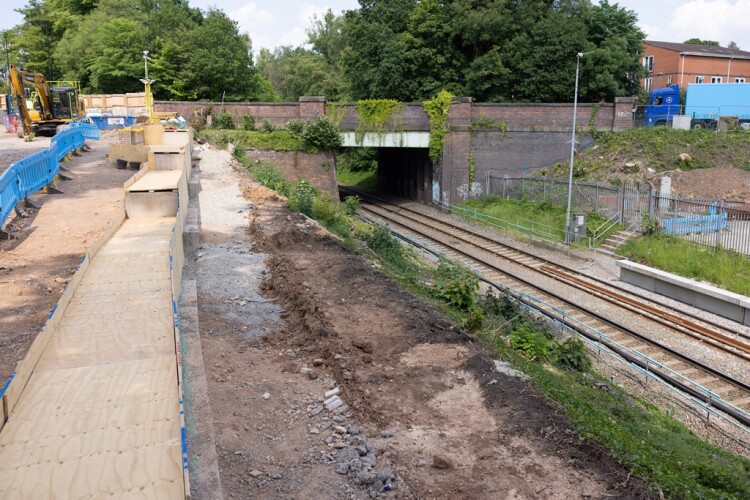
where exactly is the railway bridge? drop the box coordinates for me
[157,96,634,203]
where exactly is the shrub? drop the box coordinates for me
[301,115,342,152]
[286,119,306,136]
[255,164,290,196]
[342,195,360,216]
[364,225,403,263]
[509,322,551,361]
[552,338,591,372]
[242,114,256,131]
[288,179,317,216]
[214,109,235,129]
[434,258,479,312]
[260,119,275,133]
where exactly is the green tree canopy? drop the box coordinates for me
[342,0,645,103]
[12,0,267,100]
[683,38,720,46]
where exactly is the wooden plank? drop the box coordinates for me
[66,289,169,305]
[126,192,178,219]
[0,442,183,499]
[9,357,176,416]
[36,329,174,371]
[75,278,172,295]
[0,397,176,445]
[127,171,183,192]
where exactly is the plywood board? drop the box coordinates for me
[0,442,183,499]
[37,331,174,371]
[126,192,178,219]
[127,170,184,192]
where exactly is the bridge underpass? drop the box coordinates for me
[341,131,433,203]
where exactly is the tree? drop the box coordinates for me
[729,41,740,50]
[260,46,346,101]
[341,0,644,103]
[175,10,259,101]
[683,38,720,46]
[89,17,148,92]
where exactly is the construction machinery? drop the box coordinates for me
[8,65,85,138]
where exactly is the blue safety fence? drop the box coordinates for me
[0,122,100,231]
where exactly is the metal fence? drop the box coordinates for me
[486,174,750,256]
[0,120,99,231]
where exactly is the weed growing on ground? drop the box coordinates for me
[618,233,750,295]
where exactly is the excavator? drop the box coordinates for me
[8,65,85,139]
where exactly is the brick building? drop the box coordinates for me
[641,41,750,91]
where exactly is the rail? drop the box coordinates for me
[0,120,99,231]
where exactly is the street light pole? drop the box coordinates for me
[565,52,585,244]
[565,51,593,244]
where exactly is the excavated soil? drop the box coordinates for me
[194,154,653,499]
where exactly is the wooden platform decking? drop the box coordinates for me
[0,216,185,498]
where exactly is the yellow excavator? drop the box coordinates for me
[8,65,85,139]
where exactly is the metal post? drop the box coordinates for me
[486,170,490,197]
[565,53,584,244]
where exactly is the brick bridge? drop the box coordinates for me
[157,97,634,204]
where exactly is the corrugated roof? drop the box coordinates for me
[645,40,750,59]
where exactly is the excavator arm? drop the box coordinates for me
[9,66,81,138]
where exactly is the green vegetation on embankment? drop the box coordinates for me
[231,147,750,499]
[198,129,302,152]
[618,234,750,295]
[566,127,750,178]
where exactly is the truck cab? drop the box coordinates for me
[643,84,681,126]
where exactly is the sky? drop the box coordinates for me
[3,0,750,54]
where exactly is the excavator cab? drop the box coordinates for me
[49,86,82,120]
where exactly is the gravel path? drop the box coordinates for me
[193,148,281,336]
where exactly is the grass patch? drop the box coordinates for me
[199,129,302,151]
[618,233,750,295]
[458,197,619,246]
[336,168,377,189]
[234,146,750,497]
[574,127,750,175]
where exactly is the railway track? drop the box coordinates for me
[340,186,750,427]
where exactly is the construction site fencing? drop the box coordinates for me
[485,174,750,255]
[0,121,100,230]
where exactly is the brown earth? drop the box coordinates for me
[661,167,750,201]
[0,138,133,384]
[193,159,652,499]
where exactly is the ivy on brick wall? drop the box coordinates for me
[355,99,406,144]
[423,90,455,163]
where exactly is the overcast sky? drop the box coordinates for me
[3,0,750,54]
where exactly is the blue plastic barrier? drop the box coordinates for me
[88,116,138,130]
[663,212,728,235]
[0,124,99,231]
[0,165,20,226]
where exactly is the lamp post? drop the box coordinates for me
[564,51,590,244]
[140,50,156,123]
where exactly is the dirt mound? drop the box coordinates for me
[664,167,750,201]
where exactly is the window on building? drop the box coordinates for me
[667,75,673,85]
[711,76,723,83]
[736,77,747,83]
[644,77,652,91]
[695,75,705,84]
[642,55,654,73]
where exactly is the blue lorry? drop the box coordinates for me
[643,83,750,129]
